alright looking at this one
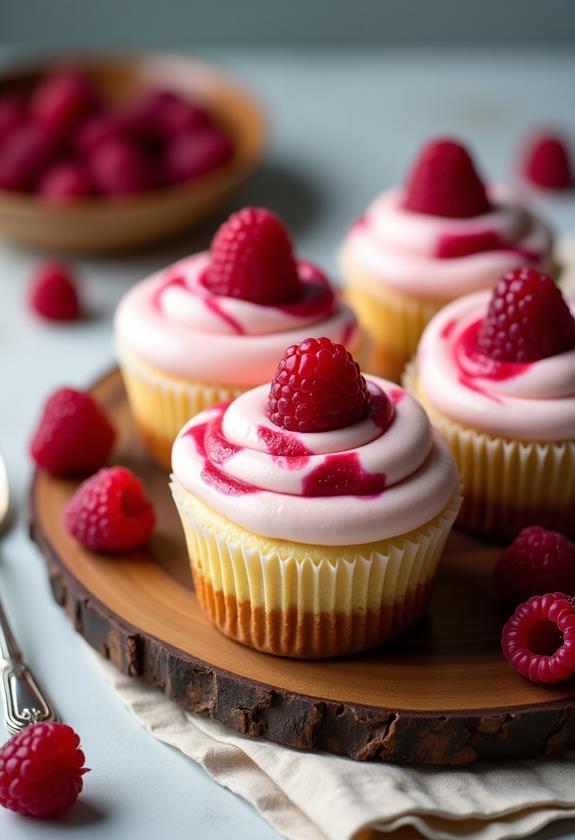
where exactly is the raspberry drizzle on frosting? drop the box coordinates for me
[172,378,458,545]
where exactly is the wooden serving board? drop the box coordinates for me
[30,370,575,765]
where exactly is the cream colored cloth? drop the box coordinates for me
[96,656,575,840]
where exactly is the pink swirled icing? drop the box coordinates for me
[342,185,553,300]
[416,292,575,441]
[171,376,459,545]
[115,253,360,385]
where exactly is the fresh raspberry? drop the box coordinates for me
[87,137,152,196]
[522,132,573,190]
[501,593,575,683]
[30,387,115,477]
[72,110,127,156]
[64,466,155,552]
[0,722,88,818]
[0,120,59,191]
[403,138,491,218]
[0,94,26,145]
[163,126,233,183]
[267,337,372,433]
[204,207,301,304]
[132,89,211,139]
[477,267,575,362]
[28,261,81,321]
[31,70,97,135]
[494,526,575,606]
[37,161,93,202]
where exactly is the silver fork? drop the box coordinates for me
[0,452,58,734]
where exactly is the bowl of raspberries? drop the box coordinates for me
[0,53,266,252]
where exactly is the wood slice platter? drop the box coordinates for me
[30,369,575,765]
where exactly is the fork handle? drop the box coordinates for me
[0,598,58,734]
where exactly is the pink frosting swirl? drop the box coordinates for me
[416,292,575,441]
[171,376,458,545]
[115,253,360,385]
[342,185,553,300]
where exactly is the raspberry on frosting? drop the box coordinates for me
[203,207,303,304]
[477,267,575,362]
[522,131,573,191]
[403,138,491,218]
[267,337,372,433]
[494,526,575,606]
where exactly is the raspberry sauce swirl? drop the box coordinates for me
[342,185,553,301]
[416,292,575,441]
[115,253,360,385]
[172,376,458,545]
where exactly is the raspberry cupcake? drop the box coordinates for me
[115,207,362,468]
[405,268,575,541]
[171,337,460,658]
[341,138,554,381]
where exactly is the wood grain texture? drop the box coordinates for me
[29,370,575,764]
[0,54,266,253]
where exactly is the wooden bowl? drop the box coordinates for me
[0,53,267,253]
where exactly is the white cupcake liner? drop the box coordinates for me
[171,480,461,658]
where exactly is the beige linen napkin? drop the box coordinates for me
[96,655,575,840]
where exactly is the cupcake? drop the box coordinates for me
[171,337,460,658]
[341,137,554,381]
[115,207,362,468]
[405,267,575,541]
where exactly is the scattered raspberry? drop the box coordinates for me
[522,132,573,191]
[28,261,81,321]
[163,126,233,183]
[494,526,575,606]
[267,337,372,433]
[0,722,88,818]
[87,137,153,196]
[477,267,575,362]
[403,138,491,218]
[31,70,97,135]
[204,207,302,304]
[0,95,26,144]
[0,120,59,191]
[37,161,93,202]
[64,466,155,552]
[501,593,575,683]
[30,387,115,477]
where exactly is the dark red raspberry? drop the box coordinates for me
[267,337,372,433]
[37,161,93,203]
[64,466,155,552]
[403,138,491,218]
[522,132,573,190]
[0,120,59,191]
[501,593,575,683]
[133,89,211,139]
[494,526,575,606]
[72,110,128,156]
[28,261,81,321]
[477,267,575,362]
[87,137,152,196]
[31,70,97,135]
[0,722,88,818]
[163,126,233,183]
[0,94,26,145]
[30,387,115,477]
[204,207,302,304]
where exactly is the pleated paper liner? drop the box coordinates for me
[172,479,461,658]
[404,364,575,541]
[118,349,246,469]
